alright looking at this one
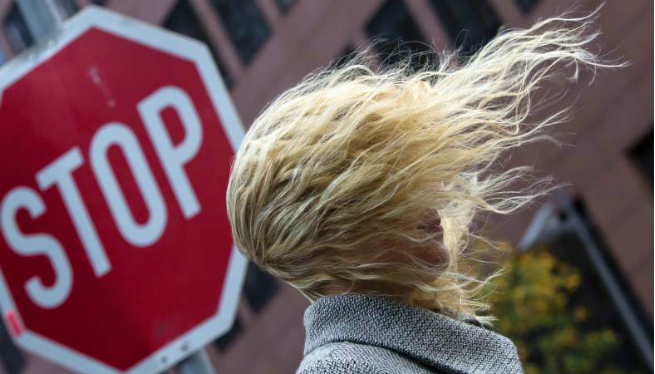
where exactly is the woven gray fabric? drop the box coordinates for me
[297,294,524,374]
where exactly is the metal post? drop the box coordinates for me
[518,193,653,371]
[555,192,654,371]
[175,348,216,374]
[16,0,63,43]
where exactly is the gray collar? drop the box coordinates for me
[303,294,523,374]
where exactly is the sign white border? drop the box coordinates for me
[0,6,247,374]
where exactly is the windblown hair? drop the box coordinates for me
[227,11,617,322]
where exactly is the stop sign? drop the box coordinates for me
[0,6,246,374]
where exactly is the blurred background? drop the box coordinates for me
[0,0,651,373]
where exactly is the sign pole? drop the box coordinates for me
[175,348,216,374]
[16,0,63,42]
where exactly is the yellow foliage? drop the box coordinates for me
[486,247,644,374]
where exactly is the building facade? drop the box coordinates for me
[0,0,651,373]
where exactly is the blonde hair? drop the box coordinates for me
[226,11,617,322]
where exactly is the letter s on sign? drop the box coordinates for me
[0,187,73,309]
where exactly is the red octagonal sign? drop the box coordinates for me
[0,7,246,374]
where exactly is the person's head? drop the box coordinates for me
[226,11,616,322]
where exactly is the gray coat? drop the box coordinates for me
[297,294,524,374]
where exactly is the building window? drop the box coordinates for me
[515,0,542,14]
[243,262,279,313]
[3,4,34,54]
[629,129,654,184]
[213,315,243,351]
[164,0,233,89]
[209,0,270,65]
[330,45,357,69]
[274,0,296,14]
[520,196,653,372]
[429,0,501,55]
[365,0,431,68]
[0,320,24,374]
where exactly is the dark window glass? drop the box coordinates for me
[0,320,25,374]
[522,199,653,372]
[275,0,296,13]
[213,315,243,351]
[568,199,653,333]
[365,0,431,68]
[429,0,502,55]
[629,129,654,184]
[209,0,270,64]
[3,4,34,53]
[330,45,357,69]
[554,200,654,355]
[515,0,541,14]
[243,262,279,313]
[164,0,233,89]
